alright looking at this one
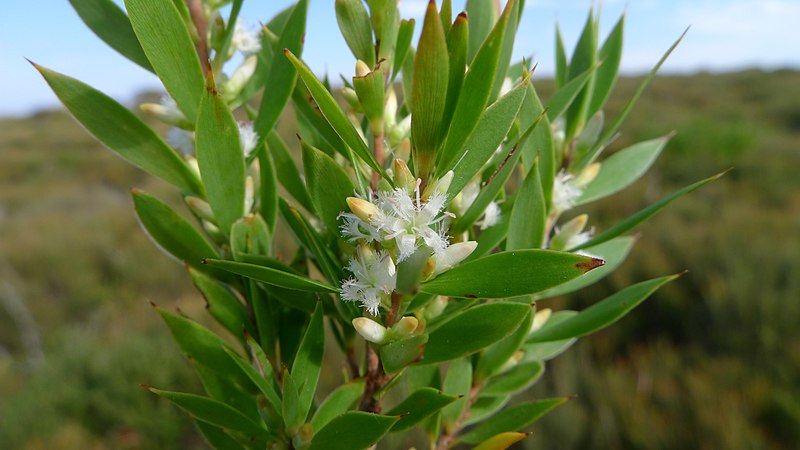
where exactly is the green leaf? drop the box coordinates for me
[545,62,598,122]
[280,200,346,287]
[266,130,314,212]
[570,171,726,251]
[506,159,546,250]
[150,388,269,436]
[465,0,498,62]
[230,214,272,261]
[437,3,511,175]
[465,396,509,426]
[302,136,356,235]
[377,0,399,66]
[131,190,219,273]
[125,0,203,121]
[387,388,459,432]
[441,12,468,137]
[259,146,279,232]
[537,237,635,299]
[310,379,366,432]
[445,78,527,195]
[33,65,202,195]
[353,63,386,126]
[423,303,530,364]
[564,10,598,138]
[254,0,308,143]
[577,28,688,169]
[519,83,554,204]
[482,360,544,396]
[189,268,253,342]
[472,432,529,450]
[420,250,604,298]
[475,308,533,382]
[156,307,252,389]
[195,421,243,450]
[292,302,325,423]
[460,397,570,444]
[222,346,281,415]
[68,0,153,72]
[195,83,246,233]
[523,311,577,361]
[411,1,449,178]
[285,51,386,180]
[392,19,416,82]
[528,274,680,343]
[336,0,375,67]
[202,258,338,293]
[440,357,472,431]
[489,0,521,102]
[380,334,429,374]
[282,369,302,434]
[577,134,671,205]
[307,412,399,450]
[554,22,568,88]
[588,13,624,118]
[467,201,512,262]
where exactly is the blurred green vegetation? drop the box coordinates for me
[1,69,798,448]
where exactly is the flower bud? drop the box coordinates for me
[346,197,380,223]
[341,87,362,112]
[352,317,387,343]
[549,214,589,250]
[185,196,214,222]
[355,59,371,77]
[140,96,190,128]
[422,170,454,200]
[425,241,477,279]
[393,159,416,191]
[392,316,419,336]
[185,156,201,180]
[202,219,226,243]
[222,55,258,100]
[498,350,524,373]
[244,176,255,213]
[384,88,398,126]
[576,162,601,186]
[530,308,552,334]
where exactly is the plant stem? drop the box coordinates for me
[187,0,212,73]
[371,132,385,190]
[435,384,482,450]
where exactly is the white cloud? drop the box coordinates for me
[398,0,428,17]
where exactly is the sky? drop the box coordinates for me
[1,0,798,117]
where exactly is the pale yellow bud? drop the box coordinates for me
[393,316,419,336]
[422,170,454,200]
[530,308,552,333]
[393,159,416,191]
[352,317,387,343]
[185,196,214,222]
[346,197,380,222]
[355,60,371,77]
[244,176,255,213]
[576,162,601,186]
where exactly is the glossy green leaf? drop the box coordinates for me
[577,134,671,205]
[307,412,399,450]
[210,0,244,73]
[564,10,597,138]
[150,388,269,436]
[381,334,429,374]
[259,145,279,232]
[437,4,511,175]
[441,357,472,431]
[545,62,598,122]
[280,200,346,287]
[310,379,366,432]
[68,0,153,71]
[266,130,314,212]
[411,1,449,178]
[523,313,577,361]
[230,214,272,261]
[439,0,452,34]
[577,28,688,169]
[377,0,399,65]
[537,237,635,299]
[520,83,555,204]
[156,307,252,389]
[387,388,459,432]
[475,308,533,382]
[282,369,302,434]
[420,250,604,298]
[255,0,307,142]
[482,360,544,397]
[203,258,338,293]
[506,159,546,250]
[442,12,468,136]
[191,358,261,425]
[34,65,202,195]
[195,83,246,233]
[465,0,498,62]
[473,432,529,450]
[189,268,253,342]
[336,0,375,67]
[570,171,725,251]
[353,63,385,126]
[132,190,219,272]
[423,303,530,364]
[392,19,416,82]
[460,397,570,444]
[285,50,387,179]
[125,0,203,121]
[292,302,325,422]
[554,22,568,87]
[465,396,509,426]
[466,201,512,262]
[195,421,242,450]
[489,0,521,102]
[222,346,281,418]
[528,274,680,343]
[588,13,624,117]
[446,78,527,195]
[301,138,355,234]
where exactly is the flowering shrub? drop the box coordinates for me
[34,0,720,448]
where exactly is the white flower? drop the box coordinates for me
[238,122,258,157]
[564,230,592,250]
[552,170,583,212]
[352,317,387,343]
[428,241,477,278]
[141,94,189,127]
[476,201,501,230]
[166,127,194,155]
[499,77,513,97]
[453,179,501,230]
[341,248,397,315]
[232,20,261,55]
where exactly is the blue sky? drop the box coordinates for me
[2,0,798,117]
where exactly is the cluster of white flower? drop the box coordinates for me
[455,179,502,231]
[237,122,258,157]
[231,20,262,55]
[338,163,477,314]
[552,170,583,212]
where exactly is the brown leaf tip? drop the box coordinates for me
[576,257,605,273]
[201,258,209,265]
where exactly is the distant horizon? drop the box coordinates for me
[3,0,799,117]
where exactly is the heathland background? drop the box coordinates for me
[0,68,798,449]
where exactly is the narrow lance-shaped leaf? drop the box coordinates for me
[577,134,672,205]
[545,61,599,122]
[310,379,366,432]
[68,0,153,72]
[291,302,325,423]
[554,21,568,87]
[149,388,270,436]
[33,64,203,195]
[489,0,522,102]
[506,159,546,250]
[301,138,356,234]
[460,398,570,444]
[125,0,204,121]
[195,81,246,233]
[472,432,529,450]
[421,250,604,298]
[520,82,556,204]
[564,10,597,139]
[411,1,449,179]
[465,0,499,62]
[475,308,533,382]
[570,171,726,251]
[336,0,376,67]
[528,274,681,343]
[441,12,468,138]
[189,268,253,342]
[202,258,338,293]
[221,346,281,415]
[381,334,429,374]
[267,130,314,212]
[392,19,416,82]
[307,412,400,450]
[482,360,544,396]
[285,50,388,180]
[440,357,472,431]
[423,303,531,364]
[378,0,399,65]
[588,13,625,118]
[388,388,459,432]
[255,0,308,143]
[259,144,279,232]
